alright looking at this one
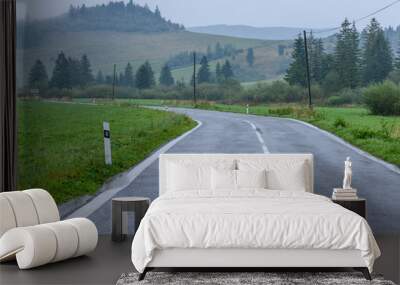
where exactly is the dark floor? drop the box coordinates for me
[1,235,399,285]
[0,236,133,285]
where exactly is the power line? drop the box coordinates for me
[308,0,400,36]
[354,0,400,24]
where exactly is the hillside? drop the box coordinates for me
[188,25,336,40]
[188,24,400,52]
[17,31,266,86]
[170,41,292,83]
[19,1,183,48]
[16,1,294,87]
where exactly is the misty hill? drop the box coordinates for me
[187,25,336,40]
[19,1,184,48]
[17,31,270,86]
[16,1,294,87]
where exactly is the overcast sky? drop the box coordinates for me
[17,0,400,29]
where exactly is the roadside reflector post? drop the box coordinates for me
[246,104,249,114]
[103,121,112,165]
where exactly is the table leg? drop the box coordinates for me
[112,201,123,242]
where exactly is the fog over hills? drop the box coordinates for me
[188,25,336,40]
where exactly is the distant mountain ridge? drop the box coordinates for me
[188,25,336,40]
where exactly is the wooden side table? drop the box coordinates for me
[112,197,150,242]
[332,198,366,219]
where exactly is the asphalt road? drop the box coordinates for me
[88,107,400,234]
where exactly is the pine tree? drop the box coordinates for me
[246,48,254,66]
[388,40,400,83]
[80,4,87,15]
[135,61,155,89]
[68,57,82,87]
[155,5,161,18]
[215,42,224,58]
[105,75,113,85]
[362,18,393,84]
[118,72,125,86]
[222,60,234,79]
[320,53,336,86]
[159,64,174,86]
[349,22,361,86]
[29,60,48,91]
[334,19,360,89]
[393,37,400,70]
[197,56,211,83]
[145,61,155,87]
[96,70,104,84]
[124,63,134,87]
[127,0,134,9]
[80,54,94,86]
[310,38,325,84]
[215,62,223,83]
[68,5,77,18]
[395,55,400,71]
[285,34,307,86]
[50,52,70,89]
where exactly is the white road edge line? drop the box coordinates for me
[66,119,203,219]
[244,120,270,154]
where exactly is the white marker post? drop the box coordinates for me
[103,122,112,165]
[246,104,249,114]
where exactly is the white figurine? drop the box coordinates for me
[343,157,352,189]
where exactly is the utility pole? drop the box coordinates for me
[112,64,116,101]
[193,52,197,106]
[303,31,312,109]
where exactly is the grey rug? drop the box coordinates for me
[116,272,396,285]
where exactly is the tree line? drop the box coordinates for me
[29,52,159,91]
[67,1,184,33]
[29,50,237,93]
[20,1,184,48]
[166,42,239,69]
[166,44,255,71]
[29,52,94,90]
[195,56,234,84]
[285,18,399,92]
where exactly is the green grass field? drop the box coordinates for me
[120,99,400,167]
[17,100,196,203]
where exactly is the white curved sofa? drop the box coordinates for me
[0,189,98,269]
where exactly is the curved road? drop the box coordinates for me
[87,107,400,234]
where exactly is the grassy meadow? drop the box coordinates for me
[17,100,196,203]
[115,99,400,167]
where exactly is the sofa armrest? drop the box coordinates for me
[0,226,57,268]
[0,218,97,269]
